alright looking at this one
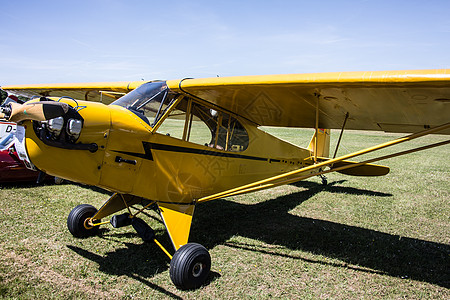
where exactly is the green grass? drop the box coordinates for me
[0,129,449,299]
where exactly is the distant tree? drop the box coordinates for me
[0,90,29,104]
[0,89,7,105]
[18,95,30,103]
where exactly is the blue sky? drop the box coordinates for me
[0,0,449,85]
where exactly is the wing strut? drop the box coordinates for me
[197,122,450,203]
[333,112,349,159]
[314,93,320,163]
[226,138,450,197]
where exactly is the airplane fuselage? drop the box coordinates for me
[22,96,314,204]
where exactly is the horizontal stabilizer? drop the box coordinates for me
[331,160,389,176]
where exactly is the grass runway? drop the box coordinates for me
[0,129,448,299]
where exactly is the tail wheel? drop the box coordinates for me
[170,243,211,290]
[67,204,100,238]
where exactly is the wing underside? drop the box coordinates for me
[167,69,450,134]
[3,70,449,133]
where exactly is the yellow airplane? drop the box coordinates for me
[1,69,449,289]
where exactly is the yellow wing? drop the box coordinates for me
[4,70,449,133]
[1,81,145,104]
[167,69,450,134]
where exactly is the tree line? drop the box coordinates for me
[0,89,7,105]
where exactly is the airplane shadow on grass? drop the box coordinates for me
[67,242,184,299]
[192,180,450,288]
[68,180,450,293]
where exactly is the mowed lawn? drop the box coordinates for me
[0,128,448,299]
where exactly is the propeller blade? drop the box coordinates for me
[8,101,70,123]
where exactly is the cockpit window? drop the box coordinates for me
[156,97,249,152]
[0,132,14,150]
[111,81,177,126]
[112,82,249,152]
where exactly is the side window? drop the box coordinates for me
[187,103,212,145]
[156,97,249,152]
[227,116,249,151]
[155,97,187,140]
[188,102,249,151]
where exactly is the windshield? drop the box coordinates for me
[0,132,14,150]
[111,81,177,126]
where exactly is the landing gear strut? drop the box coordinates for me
[319,174,328,185]
[67,204,211,290]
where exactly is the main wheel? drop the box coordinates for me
[67,204,100,238]
[170,243,211,290]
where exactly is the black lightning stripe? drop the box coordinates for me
[113,142,272,162]
[113,142,153,160]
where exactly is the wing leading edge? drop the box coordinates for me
[167,69,450,134]
[3,70,449,134]
[1,81,145,104]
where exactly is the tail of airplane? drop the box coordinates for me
[307,128,330,158]
[307,128,390,177]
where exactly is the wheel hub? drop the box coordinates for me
[83,217,94,230]
[192,262,204,278]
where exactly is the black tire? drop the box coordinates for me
[67,204,100,238]
[170,243,211,290]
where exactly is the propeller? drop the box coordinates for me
[1,101,70,123]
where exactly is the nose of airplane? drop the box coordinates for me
[20,99,113,186]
